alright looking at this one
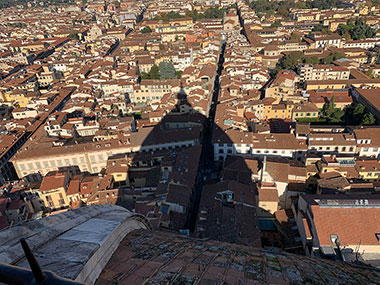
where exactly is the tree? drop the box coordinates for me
[290,32,302,43]
[175,71,183,79]
[202,7,225,19]
[185,9,193,19]
[68,33,79,40]
[322,96,336,118]
[153,10,183,22]
[312,24,324,32]
[353,103,366,118]
[303,56,320,65]
[362,113,376,125]
[192,10,198,22]
[342,31,352,40]
[141,26,152,33]
[270,65,282,77]
[150,64,160,79]
[159,62,176,79]
[365,69,374,78]
[271,20,281,28]
[307,0,345,10]
[281,51,303,70]
[140,64,160,80]
[331,109,344,120]
[323,52,345,64]
[337,17,376,40]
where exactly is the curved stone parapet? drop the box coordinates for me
[0,205,152,284]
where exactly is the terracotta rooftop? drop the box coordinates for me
[96,229,380,284]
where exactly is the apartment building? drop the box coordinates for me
[343,38,380,49]
[308,133,357,154]
[101,81,134,98]
[306,80,347,91]
[355,159,380,180]
[292,102,320,120]
[296,194,380,265]
[39,170,71,210]
[253,158,307,208]
[265,70,299,104]
[213,130,308,162]
[37,66,56,88]
[354,127,380,158]
[11,126,200,178]
[133,79,180,104]
[309,34,342,49]
[308,90,352,110]
[263,100,294,120]
[294,12,321,22]
[298,64,350,82]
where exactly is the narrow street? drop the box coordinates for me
[187,41,226,232]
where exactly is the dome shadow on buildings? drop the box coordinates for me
[115,87,265,247]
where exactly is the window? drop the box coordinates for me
[46,195,53,207]
[44,161,49,168]
[58,193,65,205]
[364,147,369,151]
[65,159,70,165]
[376,233,380,243]
[80,157,85,164]
[50,161,56,167]
[28,163,33,170]
[72,158,78,164]
[20,164,26,171]
[57,160,62,167]
[349,147,354,152]
[98,155,104,161]
[90,156,95,163]
[36,162,41,169]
